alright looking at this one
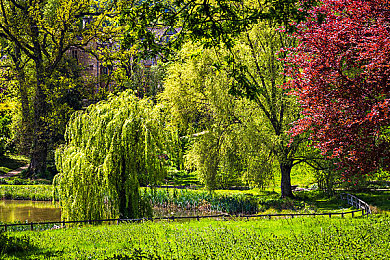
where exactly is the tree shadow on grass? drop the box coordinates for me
[294,190,345,212]
[352,190,390,212]
[0,154,29,174]
[1,232,63,259]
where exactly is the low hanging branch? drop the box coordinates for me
[54,91,169,221]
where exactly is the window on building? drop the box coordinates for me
[71,50,78,62]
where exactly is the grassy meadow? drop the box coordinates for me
[1,215,389,259]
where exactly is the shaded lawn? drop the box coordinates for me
[351,190,390,214]
[0,154,29,174]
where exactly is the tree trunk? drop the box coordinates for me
[27,59,48,178]
[12,45,33,155]
[27,88,48,177]
[280,160,294,198]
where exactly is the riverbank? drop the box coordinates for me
[3,215,389,259]
[0,185,55,201]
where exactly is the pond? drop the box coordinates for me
[0,200,61,223]
[0,200,220,223]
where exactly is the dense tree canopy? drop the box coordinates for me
[286,0,390,181]
[0,0,115,176]
[161,20,320,196]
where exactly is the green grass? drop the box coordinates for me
[3,215,389,259]
[165,169,201,186]
[350,190,390,215]
[167,163,317,192]
[0,154,29,174]
[0,185,55,201]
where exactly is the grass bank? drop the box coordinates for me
[2,216,389,259]
[0,185,55,201]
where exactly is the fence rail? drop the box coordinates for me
[0,209,364,232]
[340,193,371,215]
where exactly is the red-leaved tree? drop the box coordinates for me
[285,0,390,181]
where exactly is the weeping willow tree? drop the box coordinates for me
[55,90,169,221]
[161,21,319,193]
[160,42,275,190]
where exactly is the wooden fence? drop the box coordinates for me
[339,193,371,215]
[0,192,372,232]
[0,209,364,232]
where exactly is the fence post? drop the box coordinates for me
[4,224,7,232]
[351,211,354,218]
[30,223,34,231]
[329,213,331,218]
[197,216,200,221]
[341,212,344,218]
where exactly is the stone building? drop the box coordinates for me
[67,25,181,96]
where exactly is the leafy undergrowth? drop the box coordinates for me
[142,188,332,215]
[4,216,389,259]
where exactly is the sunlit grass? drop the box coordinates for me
[3,215,388,259]
[0,185,54,201]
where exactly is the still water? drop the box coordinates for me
[0,200,61,223]
[0,200,219,223]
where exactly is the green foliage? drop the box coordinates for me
[161,42,277,190]
[0,103,13,155]
[142,188,318,215]
[0,0,118,176]
[0,177,51,185]
[55,90,170,221]
[143,188,259,215]
[7,216,390,259]
[164,169,201,186]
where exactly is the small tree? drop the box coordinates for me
[55,91,169,221]
[286,0,390,181]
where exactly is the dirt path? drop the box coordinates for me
[0,164,28,178]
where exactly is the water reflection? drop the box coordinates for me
[0,200,220,224]
[0,200,61,223]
